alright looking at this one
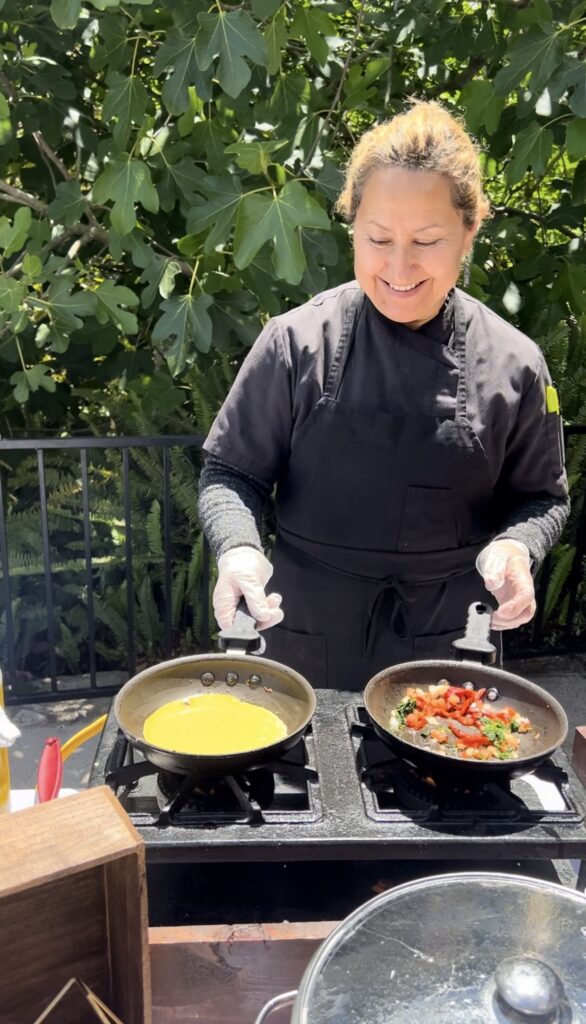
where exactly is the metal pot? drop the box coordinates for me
[364,602,568,779]
[112,601,316,777]
[255,872,586,1023]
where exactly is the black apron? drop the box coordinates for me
[264,291,498,690]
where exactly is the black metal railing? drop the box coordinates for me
[0,428,585,705]
[0,436,209,705]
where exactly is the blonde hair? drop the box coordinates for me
[336,100,490,229]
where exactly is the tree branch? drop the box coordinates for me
[303,1,368,169]
[0,71,17,103]
[0,179,48,215]
[32,131,71,181]
[492,204,579,240]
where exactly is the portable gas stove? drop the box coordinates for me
[89,689,586,890]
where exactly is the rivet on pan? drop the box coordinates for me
[486,687,499,701]
[225,672,239,686]
[201,672,215,687]
[247,674,261,688]
[463,681,475,691]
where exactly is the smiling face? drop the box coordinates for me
[353,166,478,329]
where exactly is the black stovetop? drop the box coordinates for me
[89,690,586,870]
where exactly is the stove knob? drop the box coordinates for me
[226,672,239,687]
[247,674,262,689]
[201,672,215,686]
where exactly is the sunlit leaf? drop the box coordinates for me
[93,156,159,235]
[196,10,267,98]
[233,180,330,284]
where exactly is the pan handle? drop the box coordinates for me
[451,602,497,665]
[217,597,266,656]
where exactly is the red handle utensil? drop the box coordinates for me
[36,737,63,802]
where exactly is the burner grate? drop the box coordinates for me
[103,727,322,829]
[350,706,585,826]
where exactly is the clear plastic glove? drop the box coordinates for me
[0,705,20,747]
[476,539,536,631]
[213,545,284,632]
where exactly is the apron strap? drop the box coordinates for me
[322,292,366,401]
[364,578,414,656]
[453,289,469,420]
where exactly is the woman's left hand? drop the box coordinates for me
[476,539,536,630]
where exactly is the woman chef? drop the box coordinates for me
[198,101,569,690]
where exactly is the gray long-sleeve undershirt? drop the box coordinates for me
[198,453,570,569]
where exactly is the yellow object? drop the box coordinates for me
[143,693,287,756]
[0,673,11,813]
[546,385,560,414]
[61,714,107,763]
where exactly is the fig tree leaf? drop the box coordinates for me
[102,72,148,146]
[265,8,287,75]
[0,277,25,312]
[186,175,243,252]
[251,0,281,17]
[233,180,330,284]
[152,292,214,373]
[140,256,182,308]
[0,207,32,259]
[494,27,565,97]
[459,80,504,136]
[50,0,82,29]
[153,28,213,114]
[94,280,139,334]
[566,119,586,160]
[11,364,56,403]
[505,122,553,185]
[196,10,268,98]
[224,139,287,175]
[93,156,159,235]
[290,7,335,66]
[48,181,87,226]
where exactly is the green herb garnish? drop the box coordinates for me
[396,697,417,724]
[480,717,507,745]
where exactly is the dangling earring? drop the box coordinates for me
[462,253,471,288]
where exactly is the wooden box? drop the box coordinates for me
[0,786,151,1024]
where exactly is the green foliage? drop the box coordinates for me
[0,0,585,674]
[0,0,582,407]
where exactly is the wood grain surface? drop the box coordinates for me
[148,922,338,1024]
[0,786,151,1024]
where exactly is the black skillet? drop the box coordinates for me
[364,602,568,779]
[113,600,316,777]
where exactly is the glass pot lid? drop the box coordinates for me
[295,873,586,1024]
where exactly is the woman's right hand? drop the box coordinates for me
[213,546,284,631]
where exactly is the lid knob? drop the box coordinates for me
[494,956,566,1019]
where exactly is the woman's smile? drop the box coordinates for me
[378,277,428,298]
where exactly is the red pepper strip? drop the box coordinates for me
[453,714,475,727]
[475,688,487,700]
[458,695,475,715]
[448,723,491,746]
